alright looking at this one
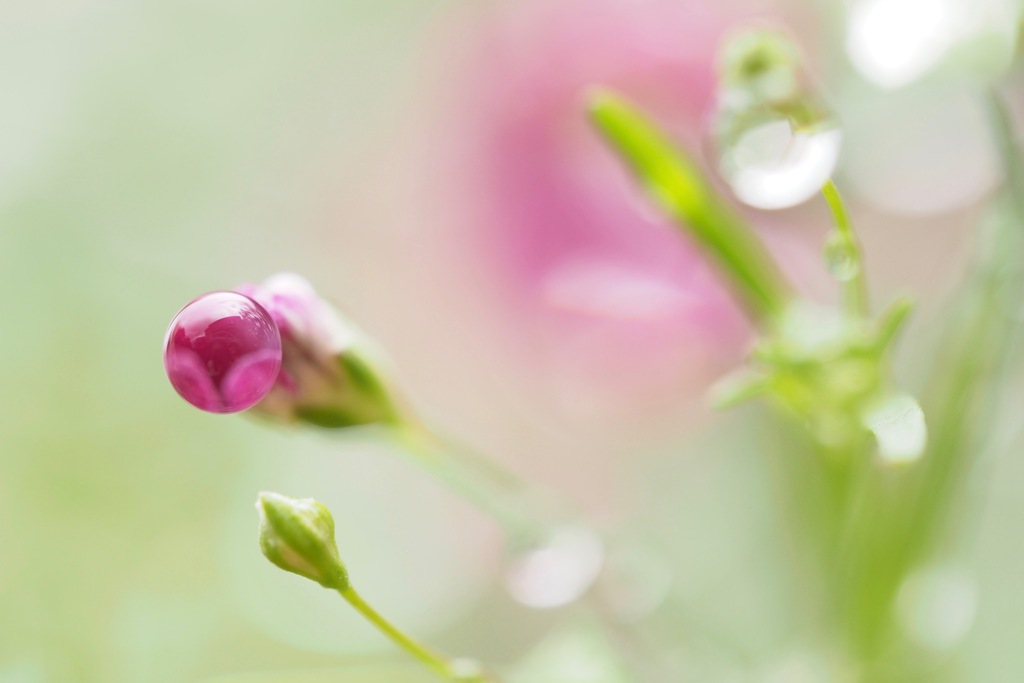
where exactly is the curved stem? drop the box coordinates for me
[822,179,868,317]
[339,585,467,681]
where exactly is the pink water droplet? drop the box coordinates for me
[164,292,283,413]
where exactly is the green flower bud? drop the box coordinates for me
[720,27,802,105]
[256,492,349,590]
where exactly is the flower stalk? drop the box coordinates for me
[391,419,563,546]
[256,493,497,683]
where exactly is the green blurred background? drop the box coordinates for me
[0,2,482,680]
[3,0,1024,681]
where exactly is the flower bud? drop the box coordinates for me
[719,28,803,107]
[256,492,349,590]
[235,273,402,428]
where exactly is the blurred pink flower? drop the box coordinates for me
[425,0,800,415]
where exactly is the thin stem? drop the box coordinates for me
[827,90,1024,669]
[390,418,560,545]
[821,179,856,243]
[385,418,711,679]
[987,87,1024,222]
[339,585,461,680]
[873,296,914,352]
[910,90,1024,550]
[822,179,868,317]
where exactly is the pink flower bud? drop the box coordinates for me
[163,292,283,413]
[236,273,352,359]
[236,274,399,428]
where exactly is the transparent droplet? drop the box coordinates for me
[164,292,283,414]
[594,543,673,622]
[719,117,842,210]
[863,393,927,464]
[719,28,802,104]
[448,658,488,683]
[822,233,860,282]
[896,565,976,651]
[504,526,604,609]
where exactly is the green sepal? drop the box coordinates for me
[710,368,772,410]
[873,296,915,354]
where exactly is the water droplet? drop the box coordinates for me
[718,117,842,210]
[822,233,860,282]
[594,543,673,622]
[164,292,282,413]
[448,658,488,683]
[504,526,604,609]
[719,28,803,104]
[863,393,927,464]
[896,565,976,651]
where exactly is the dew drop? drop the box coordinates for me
[822,233,860,282]
[863,393,927,464]
[164,292,283,414]
[504,526,604,609]
[594,542,673,622]
[896,565,976,651]
[448,658,487,683]
[718,117,842,210]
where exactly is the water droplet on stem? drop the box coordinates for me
[718,117,842,210]
[504,526,604,609]
[823,233,861,282]
[863,393,927,464]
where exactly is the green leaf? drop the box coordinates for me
[873,296,915,353]
[587,88,791,324]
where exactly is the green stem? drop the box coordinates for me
[828,89,1024,671]
[339,585,466,681]
[987,87,1024,221]
[390,419,560,545]
[822,179,868,317]
[909,89,1024,556]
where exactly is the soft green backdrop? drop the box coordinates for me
[3,1,1024,682]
